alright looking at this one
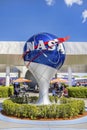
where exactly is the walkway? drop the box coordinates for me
[0,97,87,130]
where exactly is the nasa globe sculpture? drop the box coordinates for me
[23,32,69,105]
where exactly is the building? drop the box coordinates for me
[0,41,87,86]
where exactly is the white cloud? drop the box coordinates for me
[45,0,55,6]
[82,10,87,23]
[64,0,83,7]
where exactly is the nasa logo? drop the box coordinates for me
[23,32,69,69]
[26,38,60,51]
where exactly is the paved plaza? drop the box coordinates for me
[0,94,87,130]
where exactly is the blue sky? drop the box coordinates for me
[0,0,87,42]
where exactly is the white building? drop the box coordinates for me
[0,41,87,86]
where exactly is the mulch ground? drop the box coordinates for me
[1,110,87,121]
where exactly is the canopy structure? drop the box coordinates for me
[13,77,32,83]
[50,78,68,84]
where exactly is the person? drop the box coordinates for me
[60,84,64,92]
[55,83,62,97]
[76,82,80,87]
[13,83,17,95]
[15,87,20,96]
[52,87,56,96]
[58,84,64,97]
[63,87,68,97]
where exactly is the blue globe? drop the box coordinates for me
[23,32,66,69]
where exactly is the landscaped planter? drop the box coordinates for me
[2,97,85,120]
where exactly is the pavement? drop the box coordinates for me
[0,93,87,130]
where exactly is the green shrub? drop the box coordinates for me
[0,86,14,98]
[68,87,87,98]
[11,96,38,104]
[49,95,58,103]
[8,86,14,96]
[2,98,85,119]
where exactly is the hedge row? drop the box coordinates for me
[68,87,87,98]
[0,86,14,98]
[3,98,85,119]
[0,86,87,98]
[11,96,59,104]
